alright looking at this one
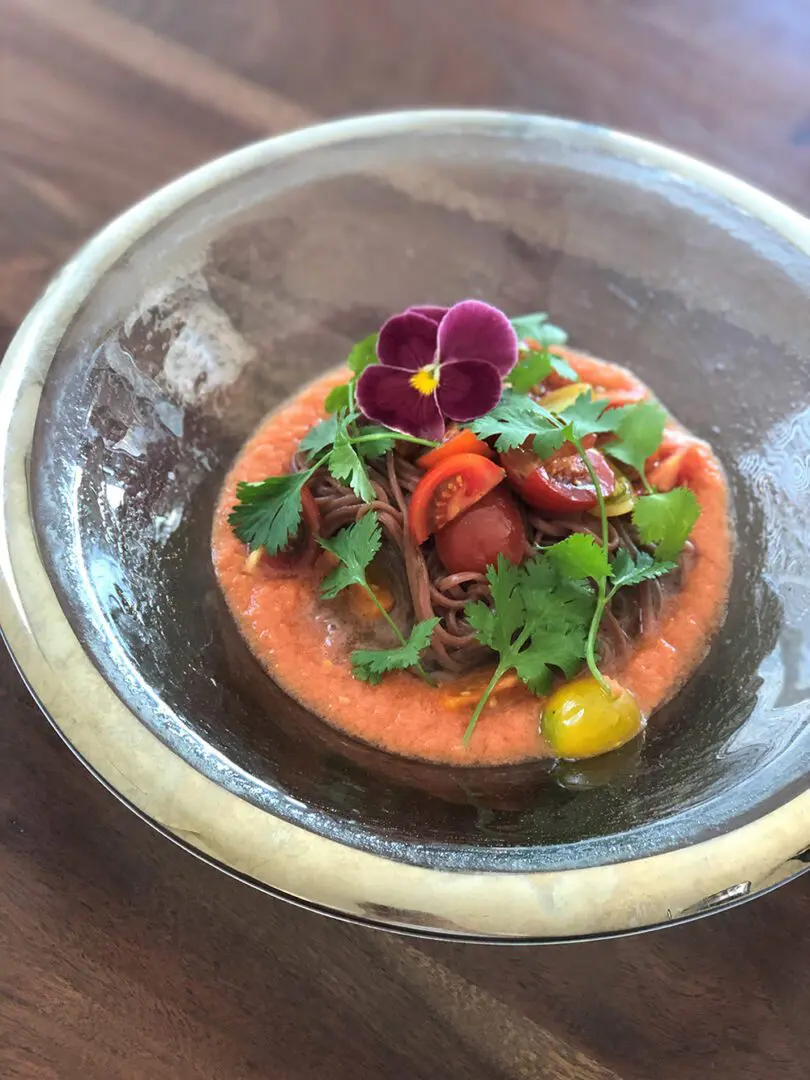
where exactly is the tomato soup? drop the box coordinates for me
[212,352,733,766]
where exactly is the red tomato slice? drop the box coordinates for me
[409,453,505,544]
[648,442,702,492]
[501,445,614,514]
[259,488,321,570]
[435,488,527,574]
[597,387,647,409]
[417,428,494,469]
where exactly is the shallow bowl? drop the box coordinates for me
[2,111,809,941]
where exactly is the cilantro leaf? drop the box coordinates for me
[320,513,434,684]
[546,533,609,583]
[324,383,351,414]
[559,391,619,441]
[511,313,569,348]
[510,313,576,392]
[549,352,579,382]
[329,425,377,502]
[299,414,340,457]
[346,333,379,375]
[466,558,524,653]
[463,554,594,742]
[355,425,396,460]
[468,390,563,455]
[605,401,667,480]
[632,487,700,562]
[609,549,677,589]
[318,512,381,598]
[509,348,553,393]
[514,625,588,687]
[520,557,595,632]
[352,618,439,685]
[229,473,309,555]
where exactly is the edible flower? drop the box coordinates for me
[355,300,518,441]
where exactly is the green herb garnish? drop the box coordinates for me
[509,312,578,386]
[329,425,377,502]
[318,513,436,684]
[633,488,700,563]
[465,380,699,710]
[345,333,380,376]
[604,401,667,493]
[231,414,435,555]
[228,473,312,555]
[353,618,440,684]
[322,333,380,416]
[469,390,566,456]
[463,555,594,742]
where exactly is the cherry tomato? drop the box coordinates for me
[647,430,702,492]
[434,487,526,574]
[249,488,321,572]
[501,444,614,514]
[542,676,644,759]
[587,465,635,518]
[597,387,647,409]
[417,428,494,469]
[409,453,506,544]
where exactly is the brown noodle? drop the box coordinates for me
[293,442,687,677]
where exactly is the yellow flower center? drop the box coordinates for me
[410,365,440,396]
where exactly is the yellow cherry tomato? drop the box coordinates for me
[539,382,591,413]
[588,464,636,519]
[541,676,644,759]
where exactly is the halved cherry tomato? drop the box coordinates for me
[646,428,702,492]
[648,443,705,492]
[596,387,647,409]
[417,428,494,469]
[247,488,321,572]
[587,465,635,518]
[501,444,614,514]
[434,487,526,574]
[409,453,505,544]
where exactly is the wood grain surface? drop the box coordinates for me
[2,1,809,1077]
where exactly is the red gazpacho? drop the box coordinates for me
[213,302,732,766]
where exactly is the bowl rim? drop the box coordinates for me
[1,108,809,941]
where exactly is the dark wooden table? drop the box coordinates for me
[2,2,809,1077]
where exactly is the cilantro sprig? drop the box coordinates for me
[633,488,700,562]
[229,472,312,555]
[509,313,578,388]
[353,619,440,684]
[462,554,594,743]
[230,412,435,555]
[323,332,380,415]
[318,513,437,684]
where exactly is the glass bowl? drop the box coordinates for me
[1,111,809,942]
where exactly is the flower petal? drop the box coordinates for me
[377,311,438,371]
[437,358,503,422]
[356,365,445,441]
[437,299,518,376]
[407,305,448,324]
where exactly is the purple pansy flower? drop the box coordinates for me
[355,300,518,441]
